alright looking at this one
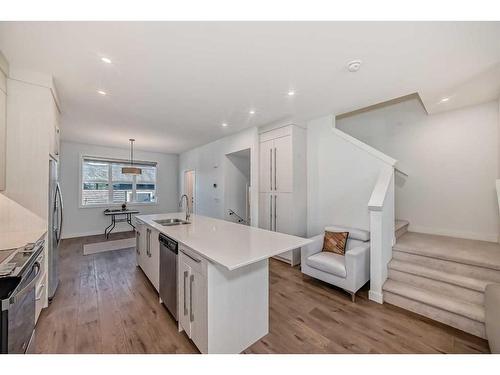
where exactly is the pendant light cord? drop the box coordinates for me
[130,138,134,166]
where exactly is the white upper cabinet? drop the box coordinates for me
[0,52,8,191]
[273,135,293,193]
[259,135,293,193]
[49,98,60,159]
[0,81,6,191]
[259,139,273,192]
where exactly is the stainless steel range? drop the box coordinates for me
[0,239,44,354]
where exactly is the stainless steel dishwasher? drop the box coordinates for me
[159,233,178,320]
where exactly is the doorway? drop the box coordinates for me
[224,148,251,225]
[183,170,196,214]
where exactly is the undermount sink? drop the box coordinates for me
[154,218,190,226]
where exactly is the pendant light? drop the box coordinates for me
[122,139,142,175]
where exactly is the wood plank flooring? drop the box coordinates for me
[34,232,490,354]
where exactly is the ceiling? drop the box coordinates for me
[0,22,499,154]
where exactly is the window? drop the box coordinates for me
[81,157,157,206]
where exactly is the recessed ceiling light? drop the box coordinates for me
[101,57,112,64]
[287,90,295,97]
[222,123,228,127]
[440,97,450,103]
[249,109,256,115]
[97,90,107,96]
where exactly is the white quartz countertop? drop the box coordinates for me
[136,213,312,270]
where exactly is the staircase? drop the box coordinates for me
[383,229,500,338]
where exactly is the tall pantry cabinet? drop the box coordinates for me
[258,124,307,266]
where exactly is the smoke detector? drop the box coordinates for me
[347,60,362,72]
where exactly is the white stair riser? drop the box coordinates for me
[388,269,484,305]
[393,250,500,283]
[384,291,486,339]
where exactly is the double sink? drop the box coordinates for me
[154,218,190,226]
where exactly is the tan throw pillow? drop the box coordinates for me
[322,231,349,255]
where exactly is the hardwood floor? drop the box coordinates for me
[34,232,490,354]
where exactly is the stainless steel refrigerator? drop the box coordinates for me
[48,158,63,300]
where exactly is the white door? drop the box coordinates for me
[179,259,192,337]
[273,136,293,192]
[184,170,196,214]
[189,269,207,353]
[258,192,272,231]
[259,139,273,192]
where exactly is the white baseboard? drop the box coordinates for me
[62,227,134,240]
[369,290,384,304]
[409,225,498,243]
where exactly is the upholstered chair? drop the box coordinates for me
[301,225,370,302]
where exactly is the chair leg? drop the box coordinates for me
[350,292,356,303]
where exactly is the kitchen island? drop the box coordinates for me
[135,213,312,354]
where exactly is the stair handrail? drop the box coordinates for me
[368,167,393,211]
[228,209,249,225]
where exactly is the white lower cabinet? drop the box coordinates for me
[136,223,160,292]
[258,191,301,265]
[136,223,146,268]
[35,272,47,323]
[177,244,268,354]
[148,228,160,291]
[178,246,208,353]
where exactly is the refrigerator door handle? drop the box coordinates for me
[55,183,63,246]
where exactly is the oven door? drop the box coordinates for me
[7,261,40,354]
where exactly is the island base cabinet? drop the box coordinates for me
[178,245,269,354]
[136,223,160,292]
[178,249,208,353]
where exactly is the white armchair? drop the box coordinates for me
[301,225,370,302]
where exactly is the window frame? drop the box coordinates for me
[79,155,159,208]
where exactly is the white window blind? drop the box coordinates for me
[81,157,157,207]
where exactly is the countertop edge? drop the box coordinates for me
[135,214,312,271]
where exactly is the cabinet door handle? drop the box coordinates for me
[136,231,140,254]
[183,271,188,316]
[269,148,272,191]
[147,229,151,257]
[274,147,277,191]
[189,274,194,322]
[274,195,277,232]
[269,195,272,231]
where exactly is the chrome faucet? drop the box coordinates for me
[179,194,190,221]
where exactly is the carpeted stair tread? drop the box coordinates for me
[395,220,409,232]
[388,259,491,292]
[383,279,485,323]
[394,232,500,270]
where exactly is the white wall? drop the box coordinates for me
[337,99,499,242]
[179,127,259,226]
[60,141,179,238]
[307,115,390,237]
